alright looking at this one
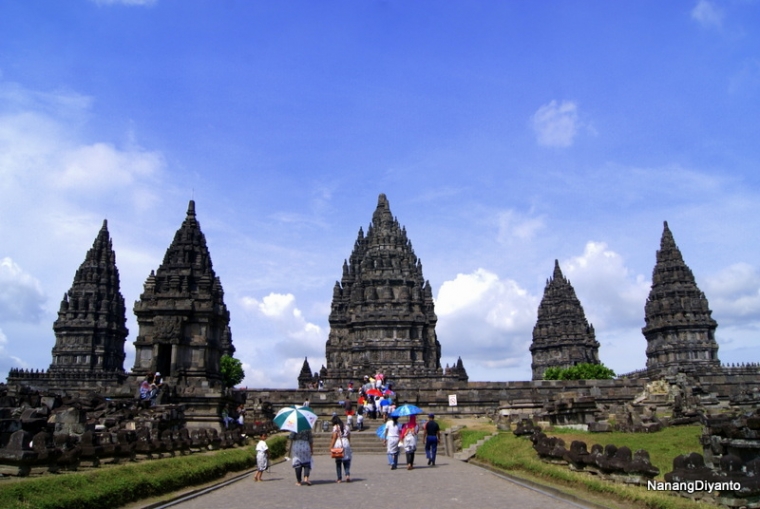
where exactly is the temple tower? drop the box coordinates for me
[132,200,234,389]
[49,220,128,377]
[530,260,599,380]
[323,194,462,388]
[643,221,720,376]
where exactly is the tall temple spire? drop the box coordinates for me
[323,193,458,388]
[529,259,599,380]
[132,200,233,387]
[643,221,719,375]
[49,220,128,375]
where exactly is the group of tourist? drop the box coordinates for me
[275,415,352,485]
[221,403,246,429]
[138,372,163,406]
[253,411,441,485]
[383,413,441,469]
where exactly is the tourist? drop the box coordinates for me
[254,433,269,482]
[401,415,419,470]
[288,428,313,486]
[379,396,390,419]
[344,398,354,430]
[356,403,365,431]
[220,404,235,429]
[236,404,246,427]
[139,373,158,406]
[331,415,352,482]
[318,379,324,391]
[423,413,441,466]
[383,415,400,469]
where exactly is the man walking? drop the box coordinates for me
[423,413,441,466]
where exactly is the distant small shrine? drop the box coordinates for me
[529,260,600,380]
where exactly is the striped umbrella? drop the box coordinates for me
[273,406,318,433]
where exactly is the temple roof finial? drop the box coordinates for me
[187,199,196,217]
[552,259,563,280]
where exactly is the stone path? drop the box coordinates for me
[161,454,592,509]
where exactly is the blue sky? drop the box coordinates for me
[1,0,759,387]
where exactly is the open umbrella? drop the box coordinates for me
[273,406,318,433]
[375,422,387,438]
[391,404,422,417]
[366,388,383,397]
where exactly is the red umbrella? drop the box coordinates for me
[366,388,383,397]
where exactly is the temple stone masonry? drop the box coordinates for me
[131,200,234,398]
[642,221,720,376]
[530,260,600,380]
[8,220,129,393]
[322,193,466,388]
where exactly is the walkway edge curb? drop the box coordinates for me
[469,458,610,509]
[139,457,287,509]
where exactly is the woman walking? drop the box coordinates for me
[288,429,313,486]
[331,415,352,482]
[401,415,419,470]
[383,415,400,469]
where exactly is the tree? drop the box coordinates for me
[220,354,245,388]
[542,363,615,380]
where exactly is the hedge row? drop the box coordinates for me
[0,434,288,509]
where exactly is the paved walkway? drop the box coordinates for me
[164,454,592,509]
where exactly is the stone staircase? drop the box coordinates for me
[453,431,499,461]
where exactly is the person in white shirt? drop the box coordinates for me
[383,415,400,469]
[254,434,269,481]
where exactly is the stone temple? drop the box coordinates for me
[529,260,600,380]
[320,193,467,388]
[49,220,129,379]
[131,200,234,392]
[642,221,720,376]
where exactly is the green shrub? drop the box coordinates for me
[543,363,615,380]
[220,354,245,388]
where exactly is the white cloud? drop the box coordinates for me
[704,263,760,324]
[497,210,545,244]
[227,292,329,388]
[562,241,651,330]
[691,0,723,29]
[57,143,162,192]
[0,257,46,322]
[436,269,537,368]
[531,100,580,148]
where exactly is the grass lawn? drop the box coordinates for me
[546,424,702,478]
[475,427,719,509]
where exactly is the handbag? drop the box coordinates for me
[330,438,343,460]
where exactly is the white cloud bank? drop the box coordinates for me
[238,292,326,387]
[436,269,537,379]
[531,100,581,148]
[435,242,654,380]
[0,257,46,323]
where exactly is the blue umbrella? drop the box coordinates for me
[375,422,387,438]
[391,404,422,417]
